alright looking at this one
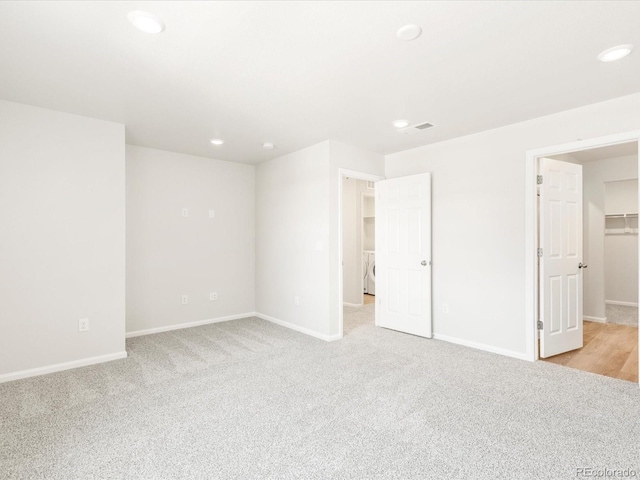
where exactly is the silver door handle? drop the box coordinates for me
[421,260,429,266]
[579,263,588,269]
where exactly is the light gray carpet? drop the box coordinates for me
[343,303,375,335]
[1,313,639,479]
[606,303,639,327]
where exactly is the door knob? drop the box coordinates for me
[579,262,588,269]
[421,260,428,266]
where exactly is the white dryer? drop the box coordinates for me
[363,251,370,294]
[364,251,375,295]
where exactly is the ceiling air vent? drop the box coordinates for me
[398,121,435,135]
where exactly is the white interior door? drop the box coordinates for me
[540,157,584,358]
[375,173,432,338]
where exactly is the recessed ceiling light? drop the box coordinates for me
[210,139,224,145]
[396,24,422,41]
[597,44,633,62]
[127,11,165,34]
[263,142,275,150]
[393,120,409,129]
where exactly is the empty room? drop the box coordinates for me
[1,1,639,479]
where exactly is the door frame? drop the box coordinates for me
[338,168,385,338]
[525,131,640,382]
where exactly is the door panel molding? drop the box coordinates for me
[376,172,432,338]
[540,157,583,357]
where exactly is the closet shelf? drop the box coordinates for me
[605,212,638,235]
[605,231,638,235]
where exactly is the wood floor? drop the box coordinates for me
[363,294,375,305]
[542,321,638,383]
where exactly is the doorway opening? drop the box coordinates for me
[528,134,639,384]
[338,170,383,338]
[341,177,376,336]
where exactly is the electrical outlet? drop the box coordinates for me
[294,296,300,306]
[442,304,449,314]
[182,294,188,305]
[209,292,218,301]
[209,209,215,219]
[181,208,189,217]
[78,318,89,332]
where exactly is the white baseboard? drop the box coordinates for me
[126,312,255,338]
[433,333,529,362]
[343,302,363,307]
[584,315,608,323]
[0,351,128,384]
[605,300,639,307]
[255,312,341,342]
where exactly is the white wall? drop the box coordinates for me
[362,195,375,251]
[583,156,638,318]
[126,146,255,334]
[342,178,360,305]
[255,142,332,336]
[0,100,125,378]
[342,178,370,305]
[604,177,638,306]
[256,140,384,339]
[385,93,640,358]
[605,179,638,215]
[605,234,638,306]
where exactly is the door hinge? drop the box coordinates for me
[537,320,543,330]
[537,175,543,185]
[537,248,543,257]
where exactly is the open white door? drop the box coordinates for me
[539,158,584,358]
[375,173,432,338]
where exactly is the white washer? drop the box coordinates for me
[367,252,375,295]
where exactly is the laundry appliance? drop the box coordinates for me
[363,251,375,295]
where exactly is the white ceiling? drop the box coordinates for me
[1,1,639,164]
[562,141,638,164]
